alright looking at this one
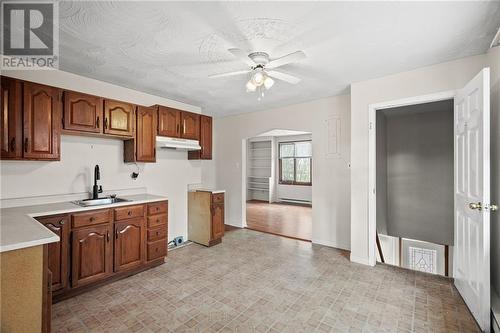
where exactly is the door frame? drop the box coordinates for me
[366,90,456,266]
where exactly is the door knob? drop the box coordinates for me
[469,202,482,210]
[491,204,498,212]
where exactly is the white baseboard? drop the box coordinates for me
[312,238,350,251]
[350,254,374,266]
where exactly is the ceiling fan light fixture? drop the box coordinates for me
[252,71,265,86]
[246,80,257,92]
[264,76,274,89]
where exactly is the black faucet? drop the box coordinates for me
[92,165,103,199]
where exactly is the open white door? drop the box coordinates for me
[454,68,491,332]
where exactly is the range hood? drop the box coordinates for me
[156,136,201,151]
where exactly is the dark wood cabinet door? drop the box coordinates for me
[103,99,135,137]
[71,224,113,287]
[211,203,224,240]
[114,218,145,272]
[188,115,212,160]
[136,106,157,162]
[157,106,180,137]
[180,112,200,140]
[37,215,69,292]
[23,82,61,160]
[63,91,103,133]
[1,77,22,159]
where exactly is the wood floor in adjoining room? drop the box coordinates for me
[52,229,479,333]
[246,200,312,241]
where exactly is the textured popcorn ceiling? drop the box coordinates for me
[58,1,500,116]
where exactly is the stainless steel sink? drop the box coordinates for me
[72,197,130,207]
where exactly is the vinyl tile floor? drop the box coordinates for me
[52,229,479,333]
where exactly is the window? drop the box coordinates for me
[279,141,312,185]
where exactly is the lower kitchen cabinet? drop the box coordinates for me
[188,190,225,246]
[211,201,225,240]
[71,223,113,288]
[35,201,168,302]
[36,214,69,293]
[114,218,145,272]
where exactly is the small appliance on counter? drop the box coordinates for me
[187,190,225,246]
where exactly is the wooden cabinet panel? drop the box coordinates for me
[212,192,224,204]
[188,115,212,160]
[63,91,103,133]
[147,214,167,228]
[211,203,224,241]
[23,81,61,160]
[147,239,167,261]
[1,77,22,159]
[103,99,135,137]
[114,205,144,221]
[71,224,113,287]
[147,226,167,242]
[37,214,69,292]
[147,202,168,216]
[180,112,200,140]
[135,105,156,162]
[157,106,180,137]
[114,218,145,272]
[72,209,111,228]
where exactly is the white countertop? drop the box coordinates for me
[0,194,168,253]
[190,189,226,194]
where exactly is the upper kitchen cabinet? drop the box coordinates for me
[157,106,180,137]
[103,99,135,137]
[1,77,23,159]
[188,115,212,160]
[157,105,200,140]
[124,105,157,163]
[180,111,200,140]
[63,90,103,134]
[23,81,62,160]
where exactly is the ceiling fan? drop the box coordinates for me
[209,48,306,99]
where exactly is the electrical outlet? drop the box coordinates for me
[174,236,183,246]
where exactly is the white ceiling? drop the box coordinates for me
[58,1,500,117]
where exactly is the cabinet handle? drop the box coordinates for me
[90,217,95,222]
[96,116,100,128]
[107,231,110,242]
[127,211,132,216]
[59,220,65,225]
[10,137,15,152]
[116,229,119,239]
[183,120,186,134]
[176,124,179,134]
[104,118,108,129]
[24,138,28,153]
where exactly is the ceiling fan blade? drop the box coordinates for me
[267,70,301,84]
[267,51,306,69]
[208,69,251,78]
[228,48,255,67]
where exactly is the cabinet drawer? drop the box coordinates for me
[147,202,167,216]
[147,214,167,228]
[212,193,224,204]
[147,239,167,261]
[147,226,167,242]
[72,209,111,228]
[114,205,144,221]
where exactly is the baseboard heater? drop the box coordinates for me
[279,198,312,205]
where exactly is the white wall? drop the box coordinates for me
[0,70,213,242]
[215,95,351,250]
[350,52,490,265]
[275,134,312,203]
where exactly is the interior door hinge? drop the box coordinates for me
[369,122,373,130]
